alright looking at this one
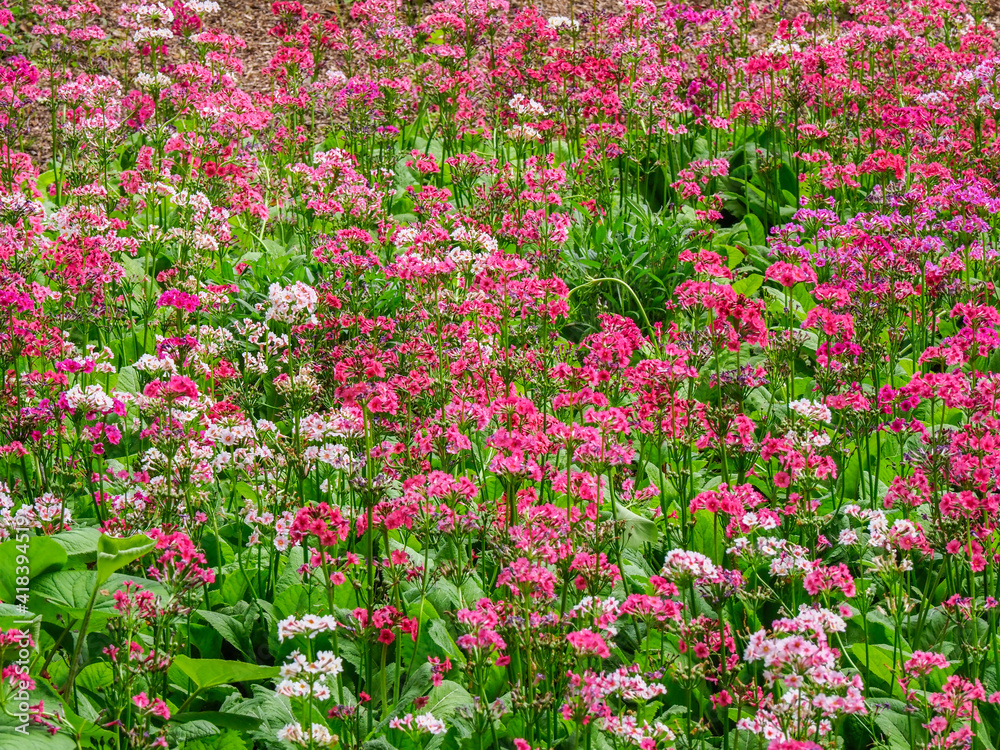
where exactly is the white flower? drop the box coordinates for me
[505,124,541,141]
[546,15,579,29]
[266,281,319,324]
[64,384,116,413]
[278,614,338,642]
[414,713,447,735]
[788,399,832,422]
[661,549,718,581]
[186,0,220,12]
[134,27,174,42]
[508,93,546,117]
[838,529,859,546]
[276,722,338,747]
[390,713,448,735]
[135,72,172,88]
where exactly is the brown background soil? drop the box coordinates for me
[15,0,804,162]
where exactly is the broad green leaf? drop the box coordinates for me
[732,273,763,298]
[234,482,258,502]
[119,256,159,292]
[114,365,141,394]
[0,730,77,748]
[51,527,101,566]
[376,663,434,733]
[219,684,296,728]
[30,571,166,625]
[0,602,36,630]
[611,504,658,548]
[875,710,913,750]
[77,662,115,692]
[97,533,155,585]
[171,715,259,734]
[424,615,466,668]
[403,598,442,669]
[742,209,766,246]
[181,730,248,750]
[0,537,68,602]
[275,545,304,594]
[196,609,251,658]
[201,532,234,569]
[691,510,721,564]
[172,655,279,690]
[423,680,473,722]
[166,720,219,744]
[725,245,745,269]
[219,569,250,606]
[423,576,483,613]
[273,583,311,620]
[107,329,155,363]
[850,642,898,687]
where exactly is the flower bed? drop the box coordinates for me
[1,1,1000,749]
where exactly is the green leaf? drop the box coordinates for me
[237,251,263,265]
[119,255,157,288]
[422,680,473,722]
[172,655,279,690]
[691,510,721,564]
[219,569,250,606]
[376,663,434,733]
[31,571,166,625]
[51,527,101,566]
[218,685,297,743]
[611,504,658,549]
[850,642,898,687]
[107,329,155,364]
[401,599,456,670]
[180,730,248,750]
[234,482,258,502]
[875,710,912,750]
[219,684,294,721]
[0,602,36,630]
[0,730,78,748]
[172,715,260,734]
[196,610,251,658]
[36,170,55,192]
[31,570,100,615]
[0,536,68,602]
[743,213,766,246]
[77,662,115,693]
[790,283,817,312]
[114,365,141,394]
[427,619,464,664]
[275,545,304,594]
[167,720,219,744]
[97,533,155,585]
[273,583,310,620]
[732,273,764,298]
[201,533,233,569]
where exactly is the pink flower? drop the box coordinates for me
[904,651,950,677]
[156,289,200,312]
[566,629,610,659]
